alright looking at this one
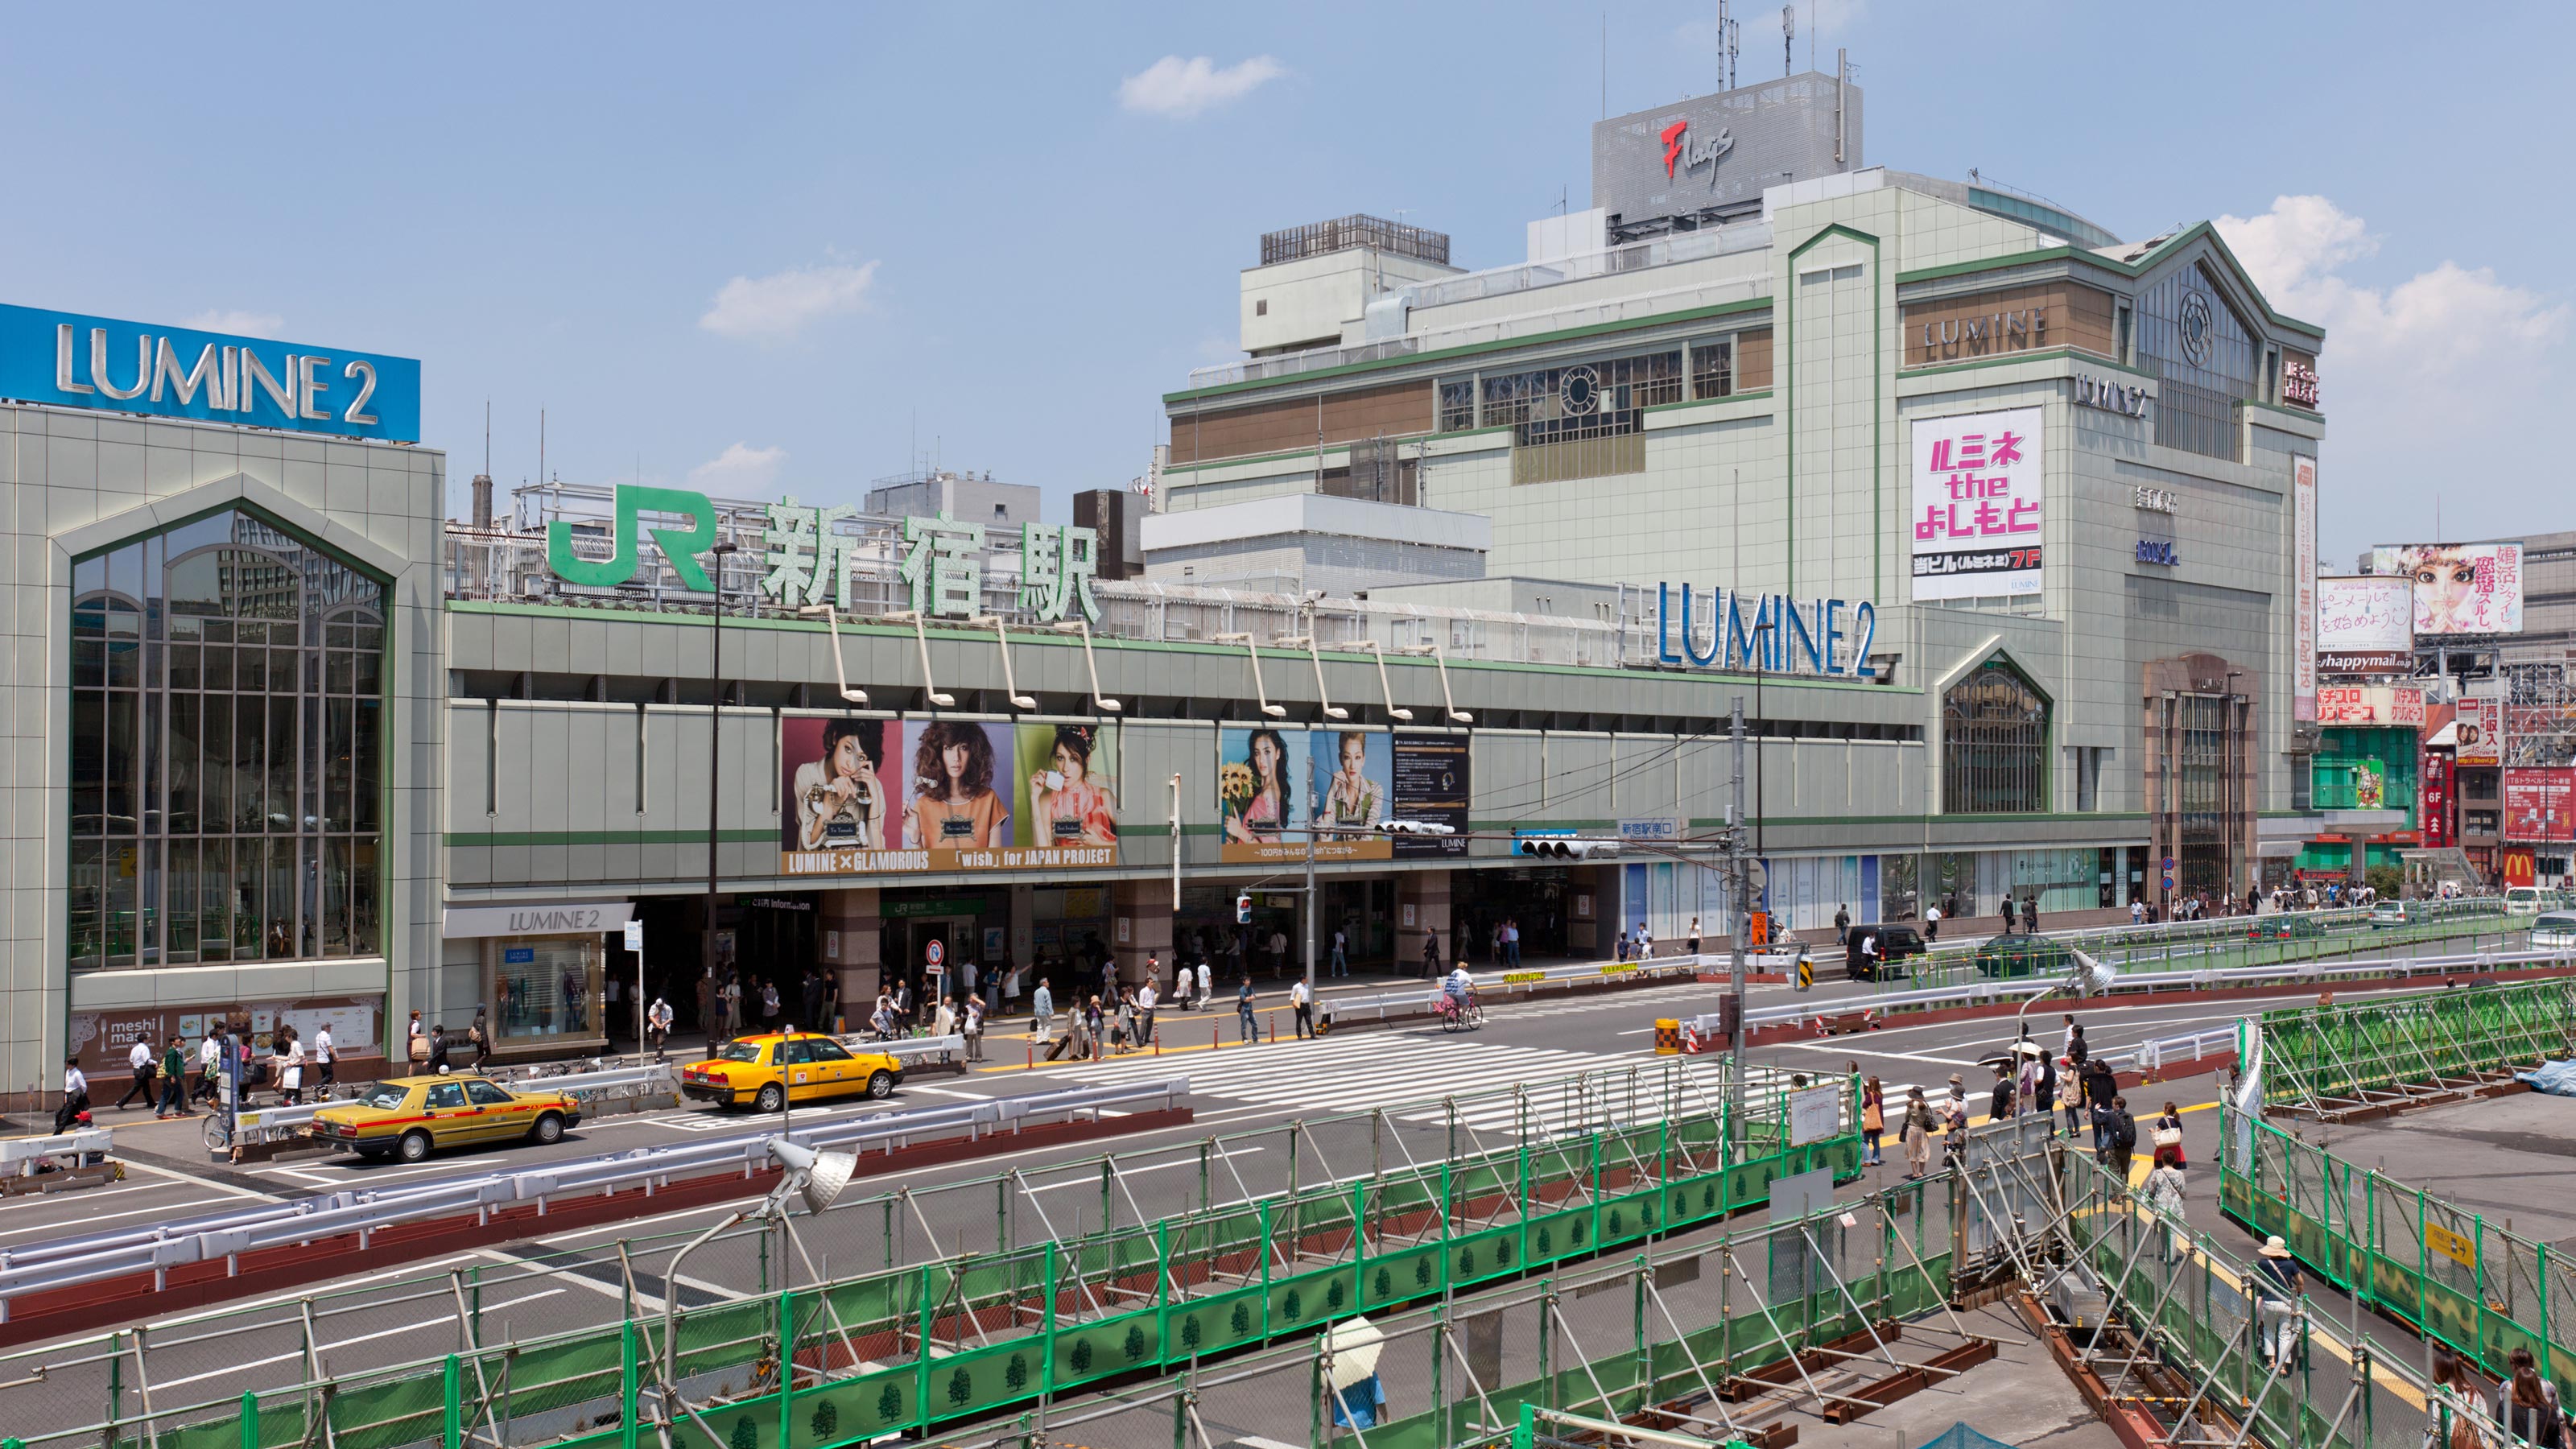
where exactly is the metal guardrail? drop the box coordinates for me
[1317,952,1714,1025]
[836,1031,967,1068]
[1682,945,2576,1039]
[0,1129,112,1173]
[0,1078,1186,1316]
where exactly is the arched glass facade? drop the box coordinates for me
[69,507,386,971]
[1942,659,2048,814]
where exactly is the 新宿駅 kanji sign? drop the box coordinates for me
[544,484,1100,624]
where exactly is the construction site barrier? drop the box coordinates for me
[0,1063,1858,1449]
[2219,1098,2576,1410]
[2254,975,2576,1117]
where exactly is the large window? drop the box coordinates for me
[2136,262,2259,462]
[1484,349,1682,485]
[70,508,386,972]
[1942,660,2048,813]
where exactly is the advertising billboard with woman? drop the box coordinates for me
[782,717,901,855]
[777,716,1119,874]
[1017,723,1120,848]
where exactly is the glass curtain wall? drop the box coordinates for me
[1942,660,2050,813]
[69,508,386,972]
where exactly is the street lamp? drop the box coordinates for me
[703,539,740,1016]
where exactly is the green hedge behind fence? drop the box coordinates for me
[2219,1100,2576,1414]
[34,1096,1860,1449]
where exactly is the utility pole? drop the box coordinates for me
[1303,753,1319,1004]
[1728,696,1750,1145]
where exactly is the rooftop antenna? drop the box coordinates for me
[1781,4,1794,77]
[1600,11,1606,119]
[1719,0,1741,89]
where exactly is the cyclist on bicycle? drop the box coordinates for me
[1442,963,1479,1024]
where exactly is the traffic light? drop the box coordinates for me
[1236,894,1253,924]
[1515,837,1620,860]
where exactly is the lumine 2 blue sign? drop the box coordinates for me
[0,303,420,443]
[1651,583,1877,679]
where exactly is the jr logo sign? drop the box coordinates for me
[546,485,719,591]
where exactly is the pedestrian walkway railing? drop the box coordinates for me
[0,1079,1184,1311]
[0,1126,112,1179]
[1864,906,2520,998]
[0,1059,1857,1449]
[219,1063,685,1145]
[1313,953,1709,1027]
[920,1173,1962,1448]
[2217,1097,2576,1412]
[1707,944,2576,1042]
[2254,975,2576,1117]
[2062,1146,2526,1449]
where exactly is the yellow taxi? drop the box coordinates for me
[679,1031,904,1113]
[308,1074,584,1163]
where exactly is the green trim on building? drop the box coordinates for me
[1159,443,1352,477]
[1894,222,2326,341]
[1162,296,1774,406]
[1784,223,1885,600]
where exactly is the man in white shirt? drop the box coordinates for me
[56,1056,90,1133]
[1137,980,1158,1046]
[1196,960,1213,1012]
[646,997,674,1060]
[197,1031,222,1104]
[1925,903,1942,942]
[312,1024,336,1099]
[1289,977,1313,1038]
[117,1035,158,1111]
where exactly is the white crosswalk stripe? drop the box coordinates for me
[1009,1032,1740,1139]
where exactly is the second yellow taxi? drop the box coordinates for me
[679,1031,906,1113]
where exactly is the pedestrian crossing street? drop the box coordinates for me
[1012,1032,1738,1139]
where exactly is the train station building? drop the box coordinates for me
[0,70,2349,1095]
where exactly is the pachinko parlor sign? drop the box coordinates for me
[1645,584,1879,679]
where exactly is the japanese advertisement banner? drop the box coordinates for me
[2315,574,2412,676]
[2454,698,2502,767]
[1217,728,1471,864]
[1909,407,2043,601]
[2293,456,2318,720]
[2368,543,2524,636]
[2501,767,2575,844]
[778,716,1121,875]
[2420,746,2453,849]
[2314,685,2425,725]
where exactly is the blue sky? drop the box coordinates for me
[1,2,2562,567]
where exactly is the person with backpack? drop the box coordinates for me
[2498,1347,2568,1449]
[2425,1344,2490,1449]
[156,1034,191,1119]
[2081,1057,2118,1149]
[2099,1092,2138,1177]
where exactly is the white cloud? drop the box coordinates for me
[2215,196,2568,559]
[697,261,878,343]
[1116,55,1283,118]
[688,443,786,492]
[2216,195,2566,373]
[180,309,285,337]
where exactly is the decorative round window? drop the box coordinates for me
[2178,290,2215,366]
[1558,364,1601,417]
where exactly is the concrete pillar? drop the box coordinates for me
[817,887,881,1007]
[1113,880,1175,989]
[1396,869,1453,976]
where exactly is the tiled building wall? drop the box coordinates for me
[0,404,445,1098]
